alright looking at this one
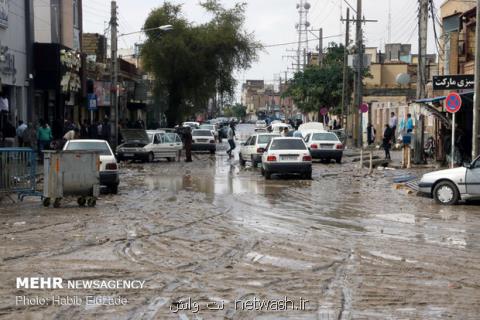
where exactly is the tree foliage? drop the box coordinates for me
[283,43,353,115]
[141,1,259,127]
[223,103,247,118]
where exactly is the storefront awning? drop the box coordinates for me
[414,91,474,127]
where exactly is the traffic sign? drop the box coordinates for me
[87,94,97,111]
[445,92,462,114]
[360,103,369,113]
[320,107,328,116]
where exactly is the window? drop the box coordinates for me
[249,136,257,145]
[65,141,112,155]
[270,139,307,150]
[154,135,161,144]
[312,133,339,142]
[164,133,176,143]
[192,130,213,137]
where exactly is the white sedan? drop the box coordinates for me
[239,133,280,167]
[191,129,216,154]
[63,139,119,194]
[261,137,312,180]
[303,130,344,163]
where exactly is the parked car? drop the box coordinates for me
[261,137,312,180]
[268,123,293,134]
[191,129,216,154]
[298,122,325,135]
[117,129,183,162]
[418,156,480,205]
[239,133,281,167]
[63,139,119,194]
[304,130,344,163]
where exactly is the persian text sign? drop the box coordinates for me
[433,75,474,90]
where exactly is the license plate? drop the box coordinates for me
[280,155,298,161]
[124,153,134,157]
[320,144,334,149]
[197,139,208,143]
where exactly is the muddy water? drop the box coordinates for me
[1,125,480,319]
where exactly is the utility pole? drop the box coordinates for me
[417,0,428,99]
[473,0,480,159]
[110,1,118,147]
[341,8,350,138]
[355,0,363,148]
[318,28,323,66]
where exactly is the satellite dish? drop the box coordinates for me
[304,2,311,10]
[296,3,300,9]
[305,21,311,28]
[396,73,411,85]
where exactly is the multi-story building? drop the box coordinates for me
[0,0,32,137]
[32,0,83,137]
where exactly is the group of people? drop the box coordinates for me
[380,112,414,160]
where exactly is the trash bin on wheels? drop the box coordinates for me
[43,150,101,208]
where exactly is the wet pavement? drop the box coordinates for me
[1,124,480,319]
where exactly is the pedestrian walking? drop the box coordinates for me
[63,127,80,141]
[37,119,52,155]
[80,120,89,138]
[226,123,236,158]
[16,120,28,146]
[367,123,376,145]
[23,123,37,150]
[184,127,193,162]
[389,112,398,134]
[383,124,394,160]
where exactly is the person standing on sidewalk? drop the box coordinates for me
[383,124,394,160]
[367,123,376,145]
[226,122,236,158]
[389,112,398,134]
[37,119,52,155]
[16,121,28,146]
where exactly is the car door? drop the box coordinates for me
[152,134,163,158]
[247,136,256,157]
[242,137,252,157]
[173,134,183,151]
[466,157,480,195]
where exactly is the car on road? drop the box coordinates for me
[63,139,119,194]
[199,124,218,140]
[239,133,280,167]
[268,123,293,134]
[255,120,267,128]
[182,122,200,129]
[191,129,216,154]
[304,131,344,163]
[261,137,312,180]
[117,129,183,162]
[418,156,480,205]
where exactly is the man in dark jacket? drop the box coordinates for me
[184,127,193,162]
[383,124,394,160]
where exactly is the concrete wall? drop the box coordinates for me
[365,63,409,88]
[34,0,52,43]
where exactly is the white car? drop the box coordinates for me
[63,139,119,194]
[191,129,216,154]
[255,120,267,128]
[182,122,200,129]
[117,129,183,162]
[418,156,480,205]
[199,124,218,139]
[239,133,280,167]
[304,130,344,163]
[261,137,312,180]
[268,123,293,134]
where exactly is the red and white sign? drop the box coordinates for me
[320,107,329,116]
[360,103,369,113]
[445,92,462,114]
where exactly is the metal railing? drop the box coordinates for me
[0,148,42,200]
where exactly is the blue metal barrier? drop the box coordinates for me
[0,148,42,200]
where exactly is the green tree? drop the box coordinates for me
[141,1,259,127]
[283,43,354,116]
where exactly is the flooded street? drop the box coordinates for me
[1,125,480,319]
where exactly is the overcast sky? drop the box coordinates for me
[83,0,444,98]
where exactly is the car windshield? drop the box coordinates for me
[258,135,279,144]
[312,133,339,141]
[65,141,112,155]
[270,139,306,150]
[192,130,213,137]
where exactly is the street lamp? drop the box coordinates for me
[111,24,173,147]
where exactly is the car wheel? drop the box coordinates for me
[148,152,154,163]
[265,171,272,180]
[260,167,265,176]
[304,170,312,180]
[433,181,459,205]
[336,157,342,164]
[239,154,246,166]
[251,157,258,168]
[210,149,215,155]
